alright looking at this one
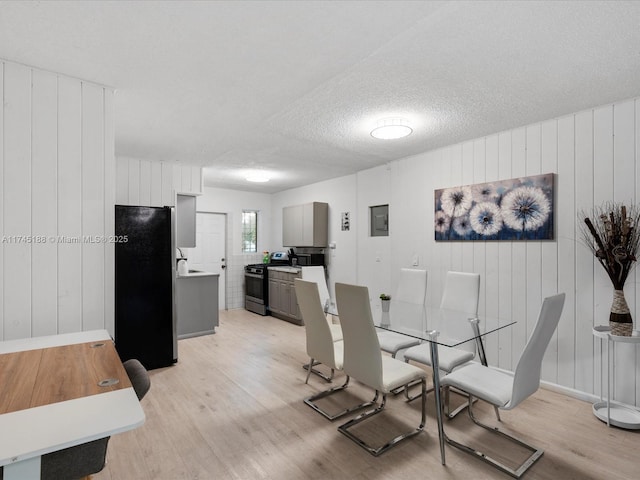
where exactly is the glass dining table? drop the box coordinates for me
[372,300,516,465]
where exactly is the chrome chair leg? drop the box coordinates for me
[443,395,544,479]
[443,385,479,419]
[303,359,334,383]
[304,376,375,421]
[338,378,426,456]
[405,383,433,401]
[404,382,476,420]
[305,358,314,384]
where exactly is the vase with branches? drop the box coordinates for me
[580,202,640,336]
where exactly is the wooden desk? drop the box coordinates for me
[0,330,145,480]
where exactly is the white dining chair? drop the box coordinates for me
[301,266,330,308]
[440,293,565,479]
[403,271,479,415]
[301,266,341,340]
[377,268,427,358]
[296,279,373,420]
[335,282,427,456]
[296,271,342,383]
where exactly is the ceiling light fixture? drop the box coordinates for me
[370,117,413,140]
[246,174,270,183]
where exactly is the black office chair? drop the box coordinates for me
[0,359,150,480]
[123,359,151,401]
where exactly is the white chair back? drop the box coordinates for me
[440,271,480,315]
[394,268,428,305]
[301,266,330,309]
[295,279,337,368]
[508,293,565,409]
[335,282,383,390]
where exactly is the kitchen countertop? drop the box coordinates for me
[268,266,302,274]
[177,270,219,278]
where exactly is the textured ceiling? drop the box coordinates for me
[1,1,640,193]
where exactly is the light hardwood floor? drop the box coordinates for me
[96,309,639,479]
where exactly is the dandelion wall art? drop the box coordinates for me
[434,173,554,241]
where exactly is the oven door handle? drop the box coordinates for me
[245,272,264,279]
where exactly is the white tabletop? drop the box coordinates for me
[0,330,146,479]
[0,329,111,354]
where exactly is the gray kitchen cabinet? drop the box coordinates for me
[268,277,280,313]
[176,193,197,248]
[268,268,302,325]
[176,272,219,338]
[282,202,328,247]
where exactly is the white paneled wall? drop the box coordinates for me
[386,98,640,407]
[0,60,114,340]
[115,157,203,206]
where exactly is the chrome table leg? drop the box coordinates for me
[428,330,445,466]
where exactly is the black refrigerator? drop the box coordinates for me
[115,205,177,370]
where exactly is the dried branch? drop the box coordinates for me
[579,202,640,290]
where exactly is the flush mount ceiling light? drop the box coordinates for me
[370,117,413,140]
[246,174,270,183]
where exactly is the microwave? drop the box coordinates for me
[296,253,325,266]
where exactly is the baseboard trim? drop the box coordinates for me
[539,380,600,404]
[488,364,602,405]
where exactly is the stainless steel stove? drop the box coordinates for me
[245,263,268,315]
[244,253,292,315]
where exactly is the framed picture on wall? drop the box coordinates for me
[434,173,554,241]
[341,212,350,231]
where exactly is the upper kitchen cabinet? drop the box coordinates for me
[283,202,328,247]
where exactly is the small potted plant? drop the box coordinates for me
[380,293,391,312]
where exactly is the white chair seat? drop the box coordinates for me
[377,331,420,355]
[381,355,427,393]
[329,323,343,342]
[404,343,474,373]
[441,363,513,407]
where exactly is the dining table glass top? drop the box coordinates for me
[372,300,516,347]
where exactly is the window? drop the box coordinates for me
[242,210,258,253]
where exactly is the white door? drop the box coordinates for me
[186,212,227,309]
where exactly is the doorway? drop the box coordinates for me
[186,212,227,309]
